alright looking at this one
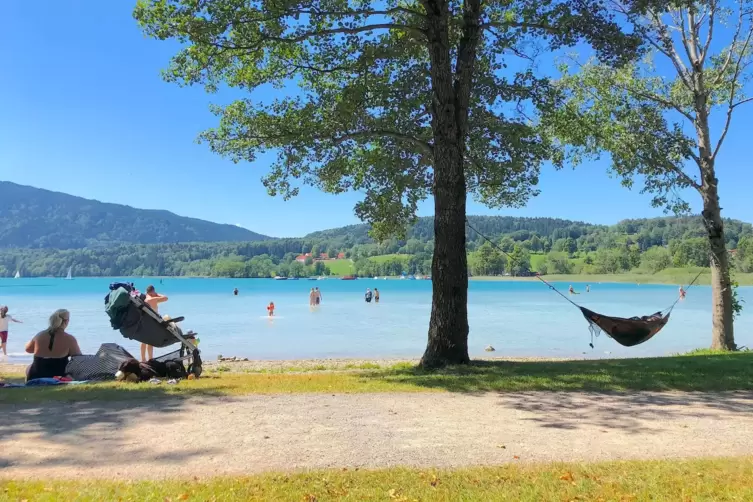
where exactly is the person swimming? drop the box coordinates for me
[267,302,275,317]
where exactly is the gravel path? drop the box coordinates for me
[2,390,752,480]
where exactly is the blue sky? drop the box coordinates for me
[2,1,752,238]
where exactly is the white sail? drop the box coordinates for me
[14,270,20,279]
[65,266,72,280]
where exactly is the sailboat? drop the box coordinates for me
[65,266,73,280]
[14,270,20,279]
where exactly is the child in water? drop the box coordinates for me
[267,302,275,317]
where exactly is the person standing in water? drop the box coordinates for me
[0,306,22,358]
[374,288,380,303]
[267,302,275,317]
[143,285,168,362]
[365,288,373,303]
[309,288,316,306]
[315,287,322,305]
[586,285,590,293]
[679,286,686,300]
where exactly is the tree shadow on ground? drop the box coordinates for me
[0,389,235,472]
[497,389,753,434]
[361,353,753,393]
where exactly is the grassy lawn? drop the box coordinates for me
[3,457,752,501]
[323,258,355,276]
[2,351,752,404]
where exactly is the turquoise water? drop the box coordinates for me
[1,277,750,363]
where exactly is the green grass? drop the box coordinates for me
[474,266,753,285]
[3,457,753,501]
[3,351,752,404]
[322,258,355,276]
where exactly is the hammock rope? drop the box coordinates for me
[464,218,705,347]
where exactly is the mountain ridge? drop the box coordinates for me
[0,181,270,248]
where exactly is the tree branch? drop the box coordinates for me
[679,8,698,65]
[712,0,745,86]
[645,10,695,91]
[713,19,753,159]
[200,23,427,52]
[332,130,434,156]
[700,1,715,65]
[480,21,560,35]
[733,96,753,108]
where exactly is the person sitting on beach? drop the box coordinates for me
[0,305,23,358]
[24,309,81,382]
[143,285,168,362]
[267,302,275,317]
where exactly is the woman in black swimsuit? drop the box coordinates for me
[24,309,82,381]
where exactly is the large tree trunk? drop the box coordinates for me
[692,75,736,350]
[701,169,736,350]
[419,0,480,368]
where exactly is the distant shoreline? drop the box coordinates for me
[4,271,752,286]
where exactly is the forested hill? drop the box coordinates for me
[305,216,596,244]
[0,181,270,248]
[306,214,752,251]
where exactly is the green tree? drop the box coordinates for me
[313,261,326,275]
[304,256,314,266]
[639,246,671,274]
[134,0,639,366]
[546,0,753,350]
[498,236,515,254]
[546,251,572,274]
[327,248,338,259]
[670,238,710,267]
[470,242,505,276]
[507,244,531,276]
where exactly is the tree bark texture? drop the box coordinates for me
[419,0,481,368]
[701,169,736,350]
[693,92,736,351]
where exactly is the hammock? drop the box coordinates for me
[465,219,701,348]
[578,307,670,347]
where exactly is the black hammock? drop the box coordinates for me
[466,219,700,348]
[578,307,670,347]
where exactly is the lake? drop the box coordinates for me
[1,277,750,363]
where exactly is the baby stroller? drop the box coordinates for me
[104,283,202,377]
